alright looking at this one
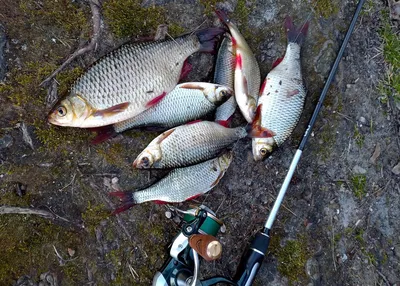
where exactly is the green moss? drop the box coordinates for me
[103,0,165,38]
[270,235,309,284]
[353,125,364,148]
[0,216,85,285]
[200,0,219,16]
[378,11,400,103]
[167,23,186,37]
[81,203,110,235]
[312,0,339,18]
[350,174,366,199]
[95,142,127,167]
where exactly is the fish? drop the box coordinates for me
[133,120,273,169]
[252,17,309,161]
[213,34,237,127]
[114,83,232,133]
[48,28,225,128]
[216,10,260,123]
[110,151,233,214]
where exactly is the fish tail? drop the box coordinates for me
[195,28,226,53]
[90,125,117,144]
[110,191,136,215]
[284,16,309,46]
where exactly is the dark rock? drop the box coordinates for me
[0,134,13,149]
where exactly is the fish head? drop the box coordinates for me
[252,138,274,161]
[205,84,233,104]
[133,146,162,169]
[48,94,92,127]
[218,151,234,171]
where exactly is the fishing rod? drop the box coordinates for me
[153,0,365,285]
[233,0,366,284]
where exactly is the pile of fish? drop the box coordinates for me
[48,11,309,213]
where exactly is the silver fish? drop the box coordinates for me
[133,121,247,169]
[214,34,237,126]
[216,11,260,123]
[252,17,309,161]
[48,28,224,128]
[110,152,233,213]
[113,82,232,133]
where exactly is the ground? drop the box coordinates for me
[0,0,399,285]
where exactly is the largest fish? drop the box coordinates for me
[48,28,224,128]
[252,17,309,161]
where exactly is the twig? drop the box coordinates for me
[58,173,76,192]
[375,268,390,286]
[40,0,102,87]
[128,264,139,280]
[0,206,55,219]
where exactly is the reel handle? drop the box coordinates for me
[233,230,270,286]
[189,234,222,261]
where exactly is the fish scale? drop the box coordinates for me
[113,83,230,132]
[159,122,244,168]
[258,45,306,145]
[133,152,233,203]
[133,121,247,169]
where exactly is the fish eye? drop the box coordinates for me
[260,148,268,156]
[57,106,67,117]
[220,90,228,98]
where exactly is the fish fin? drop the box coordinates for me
[109,191,136,215]
[235,53,243,70]
[179,83,205,90]
[179,60,192,81]
[156,128,175,144]
[272,57,284,69]
[186,194,202,201]
[186,119,203,125]
[259,78,268,95]
[154,200,168,205]
[248,105,276,138]
[195,28,226,53]
[90,126,117,144]
[146,92,167,108]
[284,16,309,46]
[216,120,230,128]
[93,102,130,117]
[141,126,167,132]
[215,10,230,25]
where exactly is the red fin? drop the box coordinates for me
[109,191,136,215]
[284,16,309,46]
[259,79,268,95]
[186,120,202,125]
[146,92,167,108]
[236,53,243,70]
[156,128,175,144]
[93,102,130,117]
[90,125,117,144]
[216,120,230,127]
[249,105,276,138]
[154,200,168,205]
[272,57,283,69]
[231,36,237,48]
[186,194,202,201]
[179,60,192,81]
[286,89,300,97]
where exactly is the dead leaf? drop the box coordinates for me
[67,248,75,257]
[369,143,381,165]
[392,162,400,175]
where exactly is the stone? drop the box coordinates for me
[392,162,400,175]
[353,165,367,174]
[0,134,13,149]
